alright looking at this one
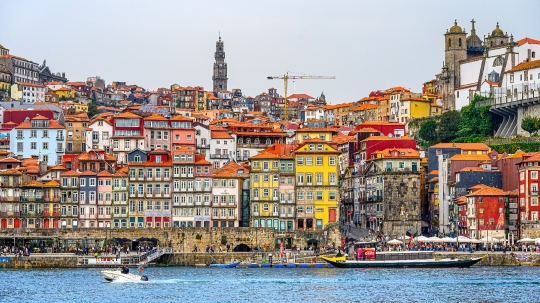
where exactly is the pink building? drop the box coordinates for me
[170,115,195,149]
[97,170,113,226]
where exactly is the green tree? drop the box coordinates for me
[437,110,461,142]
[521,116,540,135]
[87,101,100,118]
[457,94,498,140]
[419,119,439,145]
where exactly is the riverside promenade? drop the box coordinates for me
[1,251,538,268]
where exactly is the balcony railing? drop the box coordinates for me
[210,154,229,159]
[530,191,538,196]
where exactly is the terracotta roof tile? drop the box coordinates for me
[430,143,490,151]
[211,131,233,139]
[449,154,490,161]
[61,170,81,177]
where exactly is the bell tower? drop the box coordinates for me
[442,20,467,111]
[212,34,228,92]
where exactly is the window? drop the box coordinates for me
[306,173,312,185]
[263,203,269,211]
[306,206,313,213]
[253,174,259,182]
[316,157,323,166]
[31,142,36,149]
[329,157,336,166]
[329,192,336,200]
[316,192,323,200]
[297,157,304,166]
[42,142,48,150]
[297,192,304,200]
[532,172,538,180]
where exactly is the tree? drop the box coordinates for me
[457,94,498,139]
[419,119,439,145]
[437,110,461,142]
[87,101,100,118]
[521,116,540,135]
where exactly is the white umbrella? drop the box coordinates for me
[416,236,430,242]
[387,239,403,245]
[469,238,482,244]
[427,236,444,243]
[518,238,535,243]
[441,237,456,243]
[456,236,471,243]
[480,236,500,243]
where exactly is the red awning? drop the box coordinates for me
[155,217,162,222]
[146,217,153,222]
[163,217,170,222]
[368,217,376,222]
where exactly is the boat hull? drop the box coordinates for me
[101,270,148,282]
[321,257,483,268]
[209,261,241,268]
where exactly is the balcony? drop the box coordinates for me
[92,138,99,143]
[210,154,229,159]
[280,169,294,174]
[43,212,50,216]
[13,211,20,217]
[56,136,64,141]
[530,191,538,196]
[236,156,249,161]
[53,212,60,217]
[273,197,278,201]
[56,148,64,153]
[253,212,259,216]
[196,144,209,149]
[272,212,279,217]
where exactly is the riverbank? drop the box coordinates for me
[2,251,540,268]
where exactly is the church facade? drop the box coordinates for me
[433,20,540,113]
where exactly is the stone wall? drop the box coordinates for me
[0,225,341,253]
[383,173,422,236]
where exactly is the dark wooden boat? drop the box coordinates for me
[321,251,484,268]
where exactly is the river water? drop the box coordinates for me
[1,266,539,302]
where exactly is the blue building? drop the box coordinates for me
[10,115,65,166]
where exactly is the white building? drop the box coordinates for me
[18,82,46,104]
[86,114,113,153]
[209,128,236,169]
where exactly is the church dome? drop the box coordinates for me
[449,20,463,33]
[492,22,504,37]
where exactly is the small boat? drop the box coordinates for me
[102,265,149,282]
[208,261,241,268]
[321,251,484,268]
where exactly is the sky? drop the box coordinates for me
[2,0,540,104]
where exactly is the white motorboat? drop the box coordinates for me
[102,266,148,282]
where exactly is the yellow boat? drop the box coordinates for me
[320,254,346,263]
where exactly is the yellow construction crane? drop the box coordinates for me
[267,72,335,120]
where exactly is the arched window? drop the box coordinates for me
[266,138,272,145]
[254,189,259,199]
[254,138,260,144]
[237,138,243,144]
[277,139,282,144]
[458,38,462,47]
[254,203,259,212]
[134,155,141,163]
[246,138,251,144]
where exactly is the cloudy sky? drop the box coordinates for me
[2,1,539,103]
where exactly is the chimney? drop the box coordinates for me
[39,160,48,174]
[62,72,65,78]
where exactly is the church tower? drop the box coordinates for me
[442,20,467,111]
[212,35,228,92]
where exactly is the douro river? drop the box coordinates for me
[1,266,539,302]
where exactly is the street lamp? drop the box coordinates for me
[105,222,110,251]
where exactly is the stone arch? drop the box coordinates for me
[458,38,462,47]
[233,243,251,252]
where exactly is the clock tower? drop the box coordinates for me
[212,35,228,92]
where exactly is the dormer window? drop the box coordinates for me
[156,156,161,163]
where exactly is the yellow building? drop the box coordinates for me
[0,63,12,100]
[60,101,88,112]
[249,151,281,229]
[294,128,336,143]
[405,97,432,119]
[50,87,75,99]
[294,138,340,230]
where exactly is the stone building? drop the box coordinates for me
[212,36,228,92]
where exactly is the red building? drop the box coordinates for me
[465,186,516,241]
[2,109,55,126]
[356,135,416,173]
[355,121,406,137]
[517,152,540,222]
